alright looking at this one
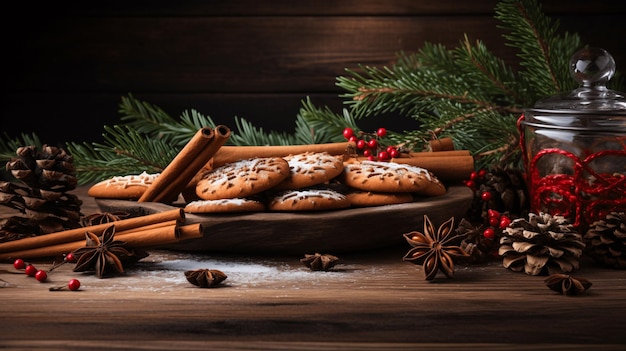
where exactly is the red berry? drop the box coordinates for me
[65,252,76,263]
[376,127,387,137]
[499,216,512,229]
[469,171,478,180]
[464,180,475,188]
[68,279,81,291]
[342,127,354,139]
[356,139,367,150]
[363,149,372,157]
[348,135,358,143]
[487,209,500,219]
[367,155,376,161]
[483,228,495,239]
[489,216,500,227]
[25,264,37,277]
[13,258,25,270]
[367,139,378,149]
[481,191,492,201]
[478,169,488,178]
[377,151,390,161]
[388,148,399,158]
[35,270,48,282]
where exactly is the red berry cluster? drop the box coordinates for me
[483,209,511,240]
[464,169,488,189]
[12,253,81,291]
[343,127,399,161]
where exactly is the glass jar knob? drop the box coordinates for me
[570,47,615,88]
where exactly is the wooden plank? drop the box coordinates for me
[1,92,349,144]
[3,2,626,147]
[5,16,509,92]
[9,15,626,94]
[1,247,626,347]
[7,0,625,16]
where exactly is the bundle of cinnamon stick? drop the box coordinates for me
[0,209,204,260]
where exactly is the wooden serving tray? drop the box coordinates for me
[96,185,474,255]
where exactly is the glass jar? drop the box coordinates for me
[519,47,626,229]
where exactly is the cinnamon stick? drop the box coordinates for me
[427,137,455,152]
[139,127,215,203]
[402,150,470,157]
[0,209,184,254]
[114,219,180,234]
[351,150,475,181]
[0,223,204,260]
[208,141,354,169]
[152,125,231,203]
[391,155,475,181]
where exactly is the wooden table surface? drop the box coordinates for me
[1,186,626,350]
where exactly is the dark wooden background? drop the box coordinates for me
[2,0,626,146]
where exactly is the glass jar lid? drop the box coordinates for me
[533,47,626,112]
[525,48,626,131]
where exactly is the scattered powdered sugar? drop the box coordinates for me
[88,251,369,293]
[156,258,309,287]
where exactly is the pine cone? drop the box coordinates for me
[6,145,77,191]
[0,145,82,242]
[467,166,529,224]
[584,212,626,269]
[499,212,585,276]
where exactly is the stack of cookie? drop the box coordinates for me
[188,152,350,213]
[88,151,448,214]
[187,151,447,214]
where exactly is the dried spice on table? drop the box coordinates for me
[301,253,340,271]
[81,211,130,226]
[185,269,227,288]
[544,273,592,296]
[402,215,468,281]
[71,225,148,278]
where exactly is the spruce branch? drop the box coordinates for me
[296,97,359,141]
[329,0,590,170]
[495,0,580,97]
[67,125,180,184]
[0,132,42,161]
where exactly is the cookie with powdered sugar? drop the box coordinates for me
[273,152,344,190]
[341,160,446,196]
[184,197,266,213]
[195,157,290,200]
[268,188,351,211]
[87,171,159,199]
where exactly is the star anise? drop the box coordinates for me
[184,269,228,288]
[300,253,340,271]
[544,273,592,296]
[403,215,469,280]
[71,225,147,278]
[81,211,130,226]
